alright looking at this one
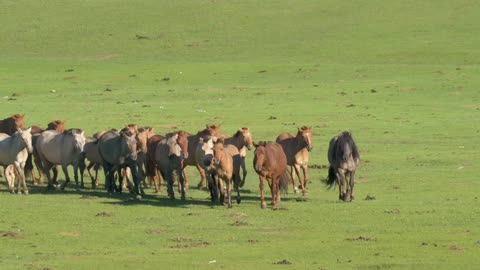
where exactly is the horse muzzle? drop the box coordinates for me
[307,146,313,152]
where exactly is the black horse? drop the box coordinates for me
[325,131,360,201]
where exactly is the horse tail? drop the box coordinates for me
[279,171,290,193]
[324,166,336,188]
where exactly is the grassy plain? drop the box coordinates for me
[0,1,479,269]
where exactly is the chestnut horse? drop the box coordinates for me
[276,126,313,195]
[0,114,25,135]
[325,131,360,202]
[253,141,289,210]
[223,127,254,187]
[183,125,222,189]
[211,138,242,208]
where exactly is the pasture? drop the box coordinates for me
[1,1,479,269]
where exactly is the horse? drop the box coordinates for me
[97,129,141,196]
[145,134,165,192]
[155,131,189,200]
[325,131,360,202]
[0,114,25,135]
[195,136,217,201]
[183,125,222,189]
[276,126,313,195]
[35,128,86,190]
[223,127,254,187]
[253,141,289,210]
[0,128,33,194]
[211,138,242,208]
[27,120,66,185]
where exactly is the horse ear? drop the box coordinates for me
[26,127,32,133]
[199,138,204,143]
[80,130,85,137]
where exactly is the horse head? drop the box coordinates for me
[206,124,221,137]
[176,130,189,159]
[238,127,253,150]
[12,114,25,129]
[253,141,267,172]
[68,128,86,153]
[212,137,226,166]
[17,127,33,154]
[135,127,149,154]
[48,120,65,132]
[199,136,215,167]
[297,126,313,152]
[121,130,138,161]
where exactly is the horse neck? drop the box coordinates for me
[225,136,243,150]
[294,134,307,150]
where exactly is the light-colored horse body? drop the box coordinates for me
[276,126,313,195]
[155,132,188,200]
[212,138,242,208]
[223,127,253,187]
[0,128,33,194]
[98,130,140,195]
[36,129,86,190]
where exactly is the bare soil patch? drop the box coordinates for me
[0,230,24,238]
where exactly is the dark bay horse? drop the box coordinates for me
[0,114,25,135]
[276,126,313,195]
[183,125,221,189]
[155,131,189,200]
[98,129,140,196]
[253,141,289,210]
[146,134,165,192]
[325,131,360,202]
[223,127,254,187]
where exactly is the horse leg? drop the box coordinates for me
[179,169,186,201]
[289,166,298,193]
[87,162,95,188]
[129,163,141,198]
[259,175,267,209]
[226,178,232,208]
[271,178,278,210]
[293,164,305,195]
[346,170,355,201]
[233,173,241,204]
[195,164,206,189]
[302,163,309,192]
[337,168,347,201]
[73,163,80,191]
[42,160,55,190]
[33,154,45,185]
[239,157,247,188]
[52,166,59,186]
[60,164,70,190]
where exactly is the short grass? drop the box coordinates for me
[1,1,479,269]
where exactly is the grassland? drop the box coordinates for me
[0,1,479,269]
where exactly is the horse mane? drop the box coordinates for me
[64,128,83,135]
[336,132,359,161]
[11,114,24,119]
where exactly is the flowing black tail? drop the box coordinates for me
[279,171,290,193]
[323,166,336,188]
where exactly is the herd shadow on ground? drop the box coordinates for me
[0,183,304,209]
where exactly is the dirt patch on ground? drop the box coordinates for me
[364,194,376,200]
[346,236,377,242]
[146,228,168,235]
[0,230,24,238]
[248,239,259,244]
[384,209,400,214]
[449,244,464,251]
[274,259,292,265]
[356,178,368,183]
[226,212,248,218]
[95,212,113,217]
[464,104,480,109]
[448,230,472,235]
[168,238,210,249]
[231,221,249,226]
[59,231,81,237]
[80,194,95,200]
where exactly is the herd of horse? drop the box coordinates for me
[0,114,360,209]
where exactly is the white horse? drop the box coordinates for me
[0,128,33,194]
[36,129,86,190]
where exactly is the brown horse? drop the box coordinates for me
[253,141,289,210]
[146,134,165,192]
[211,138,242,208]
[0,114,25,135]
[155,131,189,199]
[223,127,254,187]
[276,126,313,195]
[183,125,222,189]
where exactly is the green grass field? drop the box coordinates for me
[1,1,479,269]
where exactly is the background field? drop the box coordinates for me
[1,1,479,269]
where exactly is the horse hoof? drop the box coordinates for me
[261,202,267,209]
[272,206,278,210]
[46,185,56,191]
[24,191,29,195]
[135,195,143,200]
[17,191,22,195]
[236,198,241,204]
[227,204,232,209]
[239,181,245,188]
[294,187,299,194]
